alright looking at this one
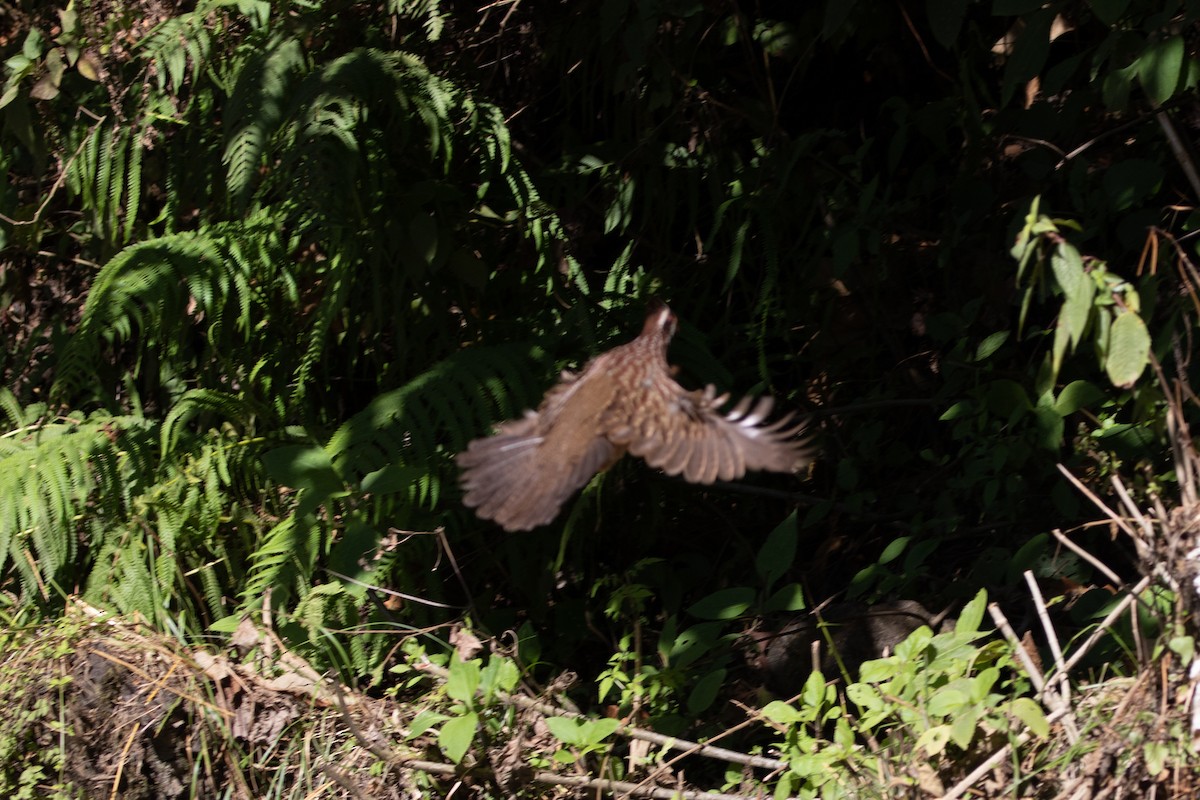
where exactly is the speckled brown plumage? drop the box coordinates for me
[457,302,813,530]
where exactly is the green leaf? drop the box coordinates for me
[756,511,798,589]
[407,709,448,739]
[956,589,988,635]
[1009,697,1049,737]
[480,656,520,698]
[801,668,828,708]
[1050,243,1085,299]
[687,668,726,714]
[1144,741,1169,776]
[926,0,969,48]
[974,330,1009,361]
[950,708,979,749]
[763,582,807,613]
[1054,380,1105,416]
[928,686,968,716]
[939,400,972,421]
[1137,36,1184,106]
[915,724,952,755]
[545,716,620,747]
[760,700,803,724]
[878,536,910,565]
[1104,311,1150,388]
[1103,159,1163,211]
[263,444,343,496]
[446,656,481,703]
[687,587,754,620]
[1033,404,1064,449]
[662,622,724,669]
[1168,635,1195,665]
[438,712,478,763]
[985,380,1031,421]
[1061,273,1095,348]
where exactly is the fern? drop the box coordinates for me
[51,223,291,405]
[0,410,156,598]
[243,340,550,602]
[222,37,307,211]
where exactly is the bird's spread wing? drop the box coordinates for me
[457,370,622,531]
[609,384,811,484]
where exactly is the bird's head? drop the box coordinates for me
[641,299,677,345]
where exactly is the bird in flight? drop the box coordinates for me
[458,301,812,530]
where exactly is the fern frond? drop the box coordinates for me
[324,341,546,487]
[0,412,155,597]
[242,513,318,603]
[161,389,264,457]
[124,134,142,242]
[50,224,290,404]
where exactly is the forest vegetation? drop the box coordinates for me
[1,0,1200,797]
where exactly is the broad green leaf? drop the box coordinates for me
[1168,635,1195,665]
[1061,272,1095,346]
[1137,36,1184,106]
[445,656,481,703]
[939,400,972,421]
[1103,159,1163,211]
[915,724,951,756]
[926,0,969,48]
[972,667,1000,701]
[1144,741,1169,776]
[985,379,1031,420]
[761,700,803,724]
[1054,380,1105,416]
[974,330,1009,361]
[956,589,987,635]
[763,582,807,613]
[801,669,828,707]
[756,511,798,589]
[1104,311,1150,388]
[928,686,968,716]
[663,622,724,669]
[545,716,620,747]
[687,668,726,714]
[687,587,754,620]
[878,536,910,565]
[408,709,449,739]
[263,444,342,495]
[438,712,478,763]
[950,708,979,749]
[1009,697,1049,737]
[480,656,520,698]
[1051,320,1070,382]
[1102,62,1137,111]
[1050,244,1085,299]
[894,627,934,659]
[1033,405,1064,449]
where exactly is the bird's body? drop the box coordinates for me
[457,302,811,530]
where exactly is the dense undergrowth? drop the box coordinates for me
[2,0,1200,796]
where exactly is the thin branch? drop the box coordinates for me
[1051,528,1122,586]
[1024,570,1079,743]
